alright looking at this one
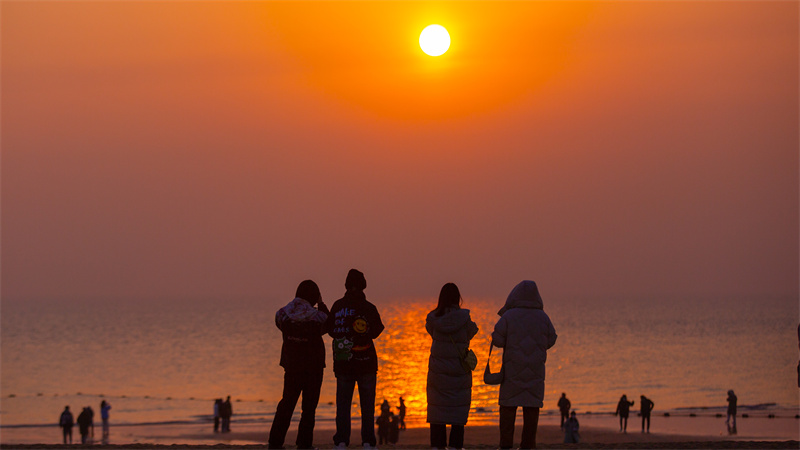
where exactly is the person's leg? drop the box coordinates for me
[296,370,324,449]
[62,427,67,444]
[499,405,516,449]
[334,375,356,447]
[429,424,447,448]
[622,415,628,432]
[68,427,72,444]
[448,424,465,449]
[269,371,304,449]
[641,414,646,432]
[520,407,539,449]
[356,373,377,446]
[560,411,566,429]
[646,414,650,432]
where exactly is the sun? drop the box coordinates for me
[419,24,450,57]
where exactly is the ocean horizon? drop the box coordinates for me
[2,295,797,429]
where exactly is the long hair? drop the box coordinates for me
[296,280,321,305]
[433,282,462,316]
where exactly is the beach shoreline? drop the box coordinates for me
[2,415,798,449]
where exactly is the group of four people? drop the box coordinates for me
[58,400,112,444]
[268,269,557,450]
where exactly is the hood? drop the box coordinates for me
[498,280,543,316]
[282,297,322,321]
[426,308,472,334]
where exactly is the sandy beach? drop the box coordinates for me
[2,414,798,449]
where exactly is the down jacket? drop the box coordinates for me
[491,280,557,408]
[426,307,479,425]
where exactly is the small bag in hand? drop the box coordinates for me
[484,343,504,385]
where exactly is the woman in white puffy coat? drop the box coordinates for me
[491,280,557,449]
[426,283,479,449]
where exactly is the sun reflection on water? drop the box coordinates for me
[374,299,504,425]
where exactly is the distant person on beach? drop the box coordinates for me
[388,412,400,444]
[87,405,95,439]
[726,390,738,434]
[615,394,634,433]
[59,406,74,444]
[492,280,557,450]
[563,411,580,443]
[268,280,330,450]
[376,407,390,445]
[213,398,222,432]
[557,393,571,429]
[100,400,111,441]
[640,395,654,433]
[426,283,479,450]
[380,399,391,416]
[398,397,406,430]
[76,407,93,444]
[221,396,232,432]
[327,269,385,449]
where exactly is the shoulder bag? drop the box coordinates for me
[483,343,504,385]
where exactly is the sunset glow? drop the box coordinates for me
[1,0,798,444]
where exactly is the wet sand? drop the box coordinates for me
[2,417,798,449]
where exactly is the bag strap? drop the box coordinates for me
[448,334,465,358]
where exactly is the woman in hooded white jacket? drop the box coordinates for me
[491,280,557,449]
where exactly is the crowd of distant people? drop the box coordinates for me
[56,269,797,448]
[58,400,112,445]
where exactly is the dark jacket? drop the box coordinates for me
[76,408,92,434]
[326,289,384,375]
[727,392,737,415]
[558,396,571,412]
[640,397,654,415]
[59,410,74,428]
[220,399,232,419]
[276,297,329,372]
[616,397,634,417]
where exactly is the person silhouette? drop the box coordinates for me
[726,390,738,434]
[59,406,74,444]
[268,280,330,450]
[100,400,111,442]
[76,407,92,444]
[327,269,385,450]
[557,393,571,429]
[213,398,222,433]
[388,412,400,444]
[376,407,390,445]
[426,283,479,450]
[492,281,557,450]
[563,411,580,443]
[615,394,634,433]
[640,395,654,433]
[221,396,232,432]
[398,397,406,430]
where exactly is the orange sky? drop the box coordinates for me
[2,1,798,306]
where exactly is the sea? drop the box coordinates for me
[1,294,798,438]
